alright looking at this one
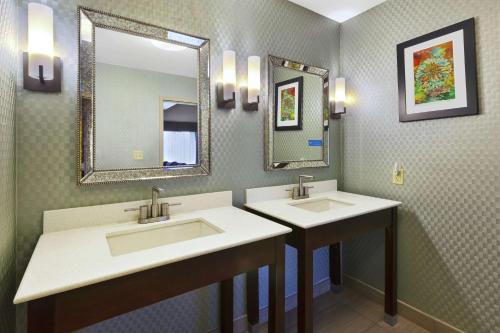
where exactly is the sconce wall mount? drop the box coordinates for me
[241,88,259,111]
[216,83,235,109]
[23,52,61,92]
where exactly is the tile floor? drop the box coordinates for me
[258,288,430,333]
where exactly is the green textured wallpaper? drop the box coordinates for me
[0,0,17,331]
[14,0,340,332]
[340,0,500,332]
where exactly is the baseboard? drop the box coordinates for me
[209,277,332,333]
[343,274,466,333]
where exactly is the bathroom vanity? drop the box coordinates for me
[245,180,401,333]
[17,7,397,333]
[14,191,291,333]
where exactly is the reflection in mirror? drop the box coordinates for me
[93,27,199,170]
[273,68,323,162]
[266,56,329,170]
[161,100,198,167]
[78,8,210,184]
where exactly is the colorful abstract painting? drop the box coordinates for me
[397,18,477,121]
[280,87,296,121]
[275,76,303,130]
[413,41,455,104]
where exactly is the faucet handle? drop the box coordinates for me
[299,175,314,180]
[286,187,300,199]
[124,205,149,221]
[303,185,314,196]
[152,186,165,193]
[160,202,182,219]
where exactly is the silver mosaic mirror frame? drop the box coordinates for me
[265,55,330,171]
[77,7,211,185]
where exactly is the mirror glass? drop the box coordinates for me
[78,8,210,184]
[266,56,329,170]
[94,28,199,170]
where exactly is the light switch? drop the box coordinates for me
[392,163,404,185]
[133,150,144,160]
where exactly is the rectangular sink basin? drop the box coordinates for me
[290,198,354,213]
[106,218,223,256]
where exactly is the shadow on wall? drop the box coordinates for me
[343,208,480,332]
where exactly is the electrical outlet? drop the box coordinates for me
[133,150,144,160]
[392,167,404,185]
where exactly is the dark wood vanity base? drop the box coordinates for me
[245,207,398,333]
[27,236,286,333]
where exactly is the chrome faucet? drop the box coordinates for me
[125,186,181,224]
[151,186,162,218]
[287,175,314,200]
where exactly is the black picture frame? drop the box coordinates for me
[397,18,478,122]
[274,76,303,131]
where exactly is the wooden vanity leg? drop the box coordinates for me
[329,242,342,292]
[246,269,260,329]
[268,236,285,333]
[220,277,234,333]
[28,297,55,333]
[297,239,313,333]
[384,207,398,326]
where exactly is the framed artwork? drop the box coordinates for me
[274,76,303,131]
[397,18,478,122]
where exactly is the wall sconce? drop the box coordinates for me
[330,77,346,119]
[242,56,260,111]
[24,2,61,92]
[217,50,236,108]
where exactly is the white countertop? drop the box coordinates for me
[14,205,291,304]
[245,189,401,229]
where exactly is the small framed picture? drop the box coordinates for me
[274,76,303,131]
[397,18,478,122]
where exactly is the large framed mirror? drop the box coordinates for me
[265,55,330,171]
[78,7,210,184]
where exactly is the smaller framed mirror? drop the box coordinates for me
[265,55,330,171]
[78,7,210,185]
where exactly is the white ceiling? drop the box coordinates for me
[95,28,198,78]
[288,0,387,22]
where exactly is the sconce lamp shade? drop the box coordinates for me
[28,3,54,80]
[334,77,346,114]
[222,50,236,100]
[247,56,260,104]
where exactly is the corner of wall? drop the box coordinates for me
[0,0,19,331]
